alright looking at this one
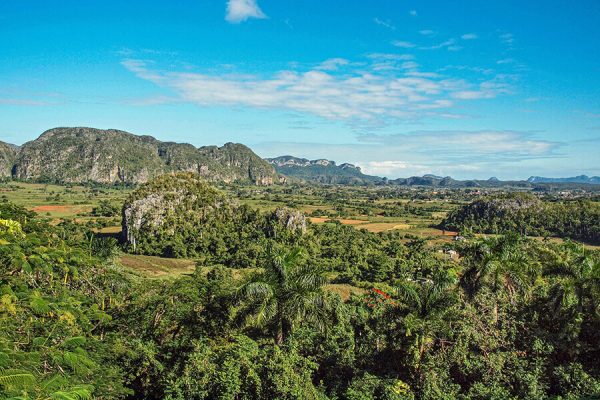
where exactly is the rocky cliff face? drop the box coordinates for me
[14,128,165,183]
[121,173,305,258]
[12,127,280,185]
[122,172,235,251]
[0,141,17,178]
[265,155,381,185]
[199,143,284,185]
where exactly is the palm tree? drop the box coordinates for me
[546,241,600,316]
[460,234,535,323]
[237,247,327,344]
[396,267,457,367]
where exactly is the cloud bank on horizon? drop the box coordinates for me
[0,0,598,180]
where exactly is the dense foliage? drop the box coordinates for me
[0,202,130,399]
[121,173,305,264]
[442,192,600,244]
[2,177,600,399]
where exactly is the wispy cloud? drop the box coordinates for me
[316,58,350,71]
[358,160,431,176]
[461,33,478,40]
[419,38,459,51]
[225,0,267,23]
[122,56,514,125]
[122,95,181,106]
[497,58,515,64]
[366,53,414,61]
[392,40,416,49]
[373,17,395,30]
[419,30,436,36]
[0,98,55,106]
[499,32,515,47]
[392,37,462,51]
[401,61,420,70]
[358,130,559,160]
[450,76,514,99]
[254,130,562,179]
[409,10,418,17]
[440,65,495,75]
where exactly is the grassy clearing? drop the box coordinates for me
[357,222,410,232]
[0,181,130,219]
[324,284,367,301]
[119,254,196,278]
[96,226,122,234]
[119,254,368,300]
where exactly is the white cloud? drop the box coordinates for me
[253,130,561,179]
[461,33,478,40]
[409,10,417,17]
[392,40,416,48]
[419,38,457,50]
[317,58,350,71]
[419,30,436,36]
[225,0,267,23]
[497,58,515,64]
[366,53,414,61]
[401,61,419,70]
[500,33,515,46]
[359,130,558,159]
[356,160,431,176]
[373,17,395,30]
[122,57,514,124]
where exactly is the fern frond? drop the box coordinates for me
[49,385,94,400]
[61,337,86,349]
[0,369,36,388]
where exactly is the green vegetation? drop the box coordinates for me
[121,173,305,262]
[11,127,280,185]
[2,174,600,399]
[266,156,382,184]
[443,192,600,244]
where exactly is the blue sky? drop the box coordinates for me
[1,0,599,179]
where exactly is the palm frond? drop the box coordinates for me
[397,281,421,310]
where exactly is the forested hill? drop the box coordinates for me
[442,192,600,244]
[9,127,281,185]
[266,155,383,184]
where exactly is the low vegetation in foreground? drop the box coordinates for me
[1,174,600,399]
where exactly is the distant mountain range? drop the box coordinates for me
[527,175,600,184]
[268,156,600,187]
[265,155,381,184]
[1,127,598,188]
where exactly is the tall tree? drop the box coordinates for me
[460,235,536,323]
[396,267,457,368]
[546,241,600,315]
[237,247,327,344]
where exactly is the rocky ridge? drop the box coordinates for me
[266,155,381,185]
[11,127,281,185]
